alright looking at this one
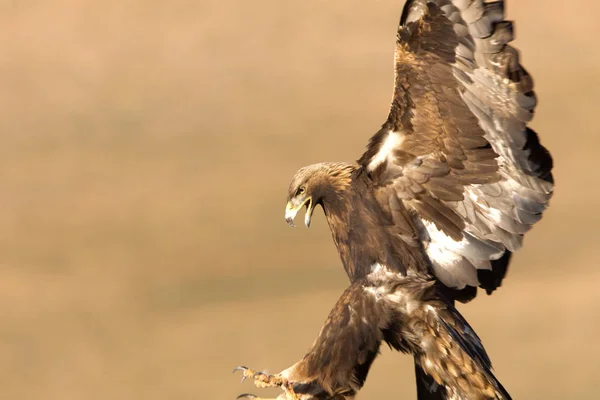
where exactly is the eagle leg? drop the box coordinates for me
[233,366,300,400]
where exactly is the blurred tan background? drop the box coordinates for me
[1,0,599,399]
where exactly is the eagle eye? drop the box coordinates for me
[296,186,306,196]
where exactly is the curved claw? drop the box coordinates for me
[233,366,251,383]
[236,394,258,400]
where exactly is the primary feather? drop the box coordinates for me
[358,0,553,294]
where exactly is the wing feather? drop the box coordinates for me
[359,0,553,293]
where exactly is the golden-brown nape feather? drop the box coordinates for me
[287,162,356,201]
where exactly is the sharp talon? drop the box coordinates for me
[233,366,248,374]
[233,366,249,382]
[236,394,257,400]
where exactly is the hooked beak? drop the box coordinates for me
[285,198,313,228]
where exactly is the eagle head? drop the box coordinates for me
[285,162,355,228]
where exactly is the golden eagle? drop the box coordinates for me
[235,0,553,399]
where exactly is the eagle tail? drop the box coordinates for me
[433,304,512,400]
[412,296,510,400]
[414,359,448,399]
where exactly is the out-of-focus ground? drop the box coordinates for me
[1,0,599,399]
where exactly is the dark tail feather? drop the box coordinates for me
[414,295,511,400]
[438,307,512,400]
[413,291,452,400]
[414,359,448,399]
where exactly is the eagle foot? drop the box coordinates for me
[233,366,300,400]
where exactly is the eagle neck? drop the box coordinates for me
[321,171,378,282]
[321,189,355,278]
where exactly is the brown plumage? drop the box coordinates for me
[236,1,553,399]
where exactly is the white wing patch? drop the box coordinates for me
[422,220,468,264]
[367,130,404,172]
[422,221,478,288]
[420,220,506,289]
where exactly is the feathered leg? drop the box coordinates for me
[235,273,510,400]
[235,281,384,400]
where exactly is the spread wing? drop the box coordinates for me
[358,0,553,292]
